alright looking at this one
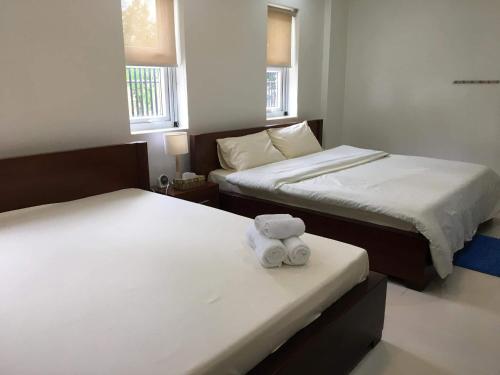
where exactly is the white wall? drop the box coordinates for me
[0,0,130,157]
[182,0,267,132]
[275,0,330,124]
[343,0,500,173]
[322,0,349,148]
[4,0,495,185]
[183,0,329,133]
[0,0,331,184]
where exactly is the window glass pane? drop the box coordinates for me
[266,70,282,112]
[126,66,165,119]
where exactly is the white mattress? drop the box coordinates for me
[210,168,416,232]
[0,189,369,375]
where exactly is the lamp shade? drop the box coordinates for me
[164,132,188,156]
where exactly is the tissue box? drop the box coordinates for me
[172,175,206,190]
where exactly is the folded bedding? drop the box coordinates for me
[227,145,500,278]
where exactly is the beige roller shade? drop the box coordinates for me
[267,6,295,67]
[121,0,177,66]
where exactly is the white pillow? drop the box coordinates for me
[216,130,286,171]
[267,121,322,158]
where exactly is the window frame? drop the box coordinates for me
[126,65,179,133]
[266,67,290,118]
[266,6,296,120]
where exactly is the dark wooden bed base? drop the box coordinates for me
[0,142,386,374]
[0,142,150,213]
[250,272,387,375]
[190,119,436,290]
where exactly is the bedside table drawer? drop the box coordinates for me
[197,198,219,208]
[166,182,219,208]
[182,188,219,207]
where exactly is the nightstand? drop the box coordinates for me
[160,182,219,208]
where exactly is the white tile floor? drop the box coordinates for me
[351,217,500,375]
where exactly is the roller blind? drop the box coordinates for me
[267,6,295,67]
[121,0,177,66]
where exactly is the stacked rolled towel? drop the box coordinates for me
[246,226,286,268]
[282,237,311,266]
[255,214,306,239]
[247,214,311,267]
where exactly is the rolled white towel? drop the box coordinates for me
[254,214,292,228]
[255,214,305,240]
[246,225,286,268]
[283,237,311,266]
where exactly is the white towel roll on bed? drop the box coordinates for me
[282,237,311,266]
[254,214,293,227]
[246,226,286,268]
[255,214,306,240]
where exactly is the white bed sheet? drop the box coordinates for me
[0,189,369,375]
[209,168,416,232]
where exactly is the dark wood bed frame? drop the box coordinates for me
[190,119,436,290]
[0,142,150,213]
[0,142,386,374]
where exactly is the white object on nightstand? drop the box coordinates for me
[164,132,188,179]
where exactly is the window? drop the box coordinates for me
[121,0,178,132]
[266,5,296,119]
[266,67,289,117]
[125,66,178,130]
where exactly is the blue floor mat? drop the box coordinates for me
[453,235,500,277]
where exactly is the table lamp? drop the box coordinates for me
[164,132,188,179]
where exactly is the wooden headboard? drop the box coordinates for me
[0,142,150,213]
[190,119,323,177]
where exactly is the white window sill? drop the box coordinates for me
[131,126,187,136]
[265,115,299,125]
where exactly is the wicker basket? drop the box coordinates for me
[172,175,206,190]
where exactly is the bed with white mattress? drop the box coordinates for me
[0,143,386,375]
[190,120,500,290]
[209,168,416,232]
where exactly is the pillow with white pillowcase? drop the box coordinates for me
[216,130,285,171]
[267,121,323,158]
